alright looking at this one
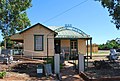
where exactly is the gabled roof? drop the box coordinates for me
[19,23,57,34]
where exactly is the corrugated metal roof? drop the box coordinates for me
[48,26,91,39]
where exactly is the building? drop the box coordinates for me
[10,23,92,58]
[88,44,98,53]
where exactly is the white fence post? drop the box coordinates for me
[10,50,13,61]
[54,54,60,74]
[78,54,84,73]
[10,50,13,55]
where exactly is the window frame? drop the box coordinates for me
[34,35,44,51]
[71,41,77,49]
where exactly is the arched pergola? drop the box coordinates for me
[54,26,88,36]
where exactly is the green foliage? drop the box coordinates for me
[98,39,120,50]
[44,57,54,71]
[44,57,64,70]
[60,63,64,69]
[0,41,4,46]
[0,71,6,78]
[46,58,54,64]
[6,39,15,48]
[0,0,32,38]
[96,0,120,29]
[0,39,14,48]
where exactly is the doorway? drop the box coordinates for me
[69,40,78,70]
[54,40,61,54]
[70,40,78,60]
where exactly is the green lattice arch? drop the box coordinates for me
[53,26,91,39]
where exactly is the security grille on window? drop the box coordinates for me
[34,35,44,51]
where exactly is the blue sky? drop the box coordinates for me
[1,0,120,44]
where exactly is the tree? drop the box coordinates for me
[0,0,32,48]
[96,0,120,29]
[0,39,14,48]
[98,39,120,50]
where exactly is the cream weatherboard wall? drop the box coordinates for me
[60,39,70,54]
[78,39,86,54]
[61,40,70,48]
[48,37,54,56]
[22,25,55,57]
[60,39,87,55]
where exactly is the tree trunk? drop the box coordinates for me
[4,39,6,49]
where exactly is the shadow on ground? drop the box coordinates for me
[61,62,84,81]
[10,63,42,77]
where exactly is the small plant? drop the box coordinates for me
[0,71,6,78]
[46,58,54,70]
[60,63,64,69]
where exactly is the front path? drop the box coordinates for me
[61,61,84,81]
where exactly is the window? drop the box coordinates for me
[71,41,77,49]
[34,35,44,51]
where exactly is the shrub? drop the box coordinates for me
[0,71,6,78]
[44,57,54,71]
[60,63,64,69]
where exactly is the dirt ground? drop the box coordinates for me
[0,50,118,81]
[0,60,84,81]
[61,61,84,81]
[0,60,57,81]
[84,50,120,80]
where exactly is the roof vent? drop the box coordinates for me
[65,24,72,27]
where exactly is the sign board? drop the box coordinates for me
[37,69,43,73]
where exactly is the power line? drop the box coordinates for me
[43,0,88,23]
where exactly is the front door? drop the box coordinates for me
[55,40,61,54]
[70,40,78,70]
[70,40,78,59]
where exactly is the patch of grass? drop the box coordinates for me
[91,51,109,55]
[92,52,98,54]
[98,51,109,54]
